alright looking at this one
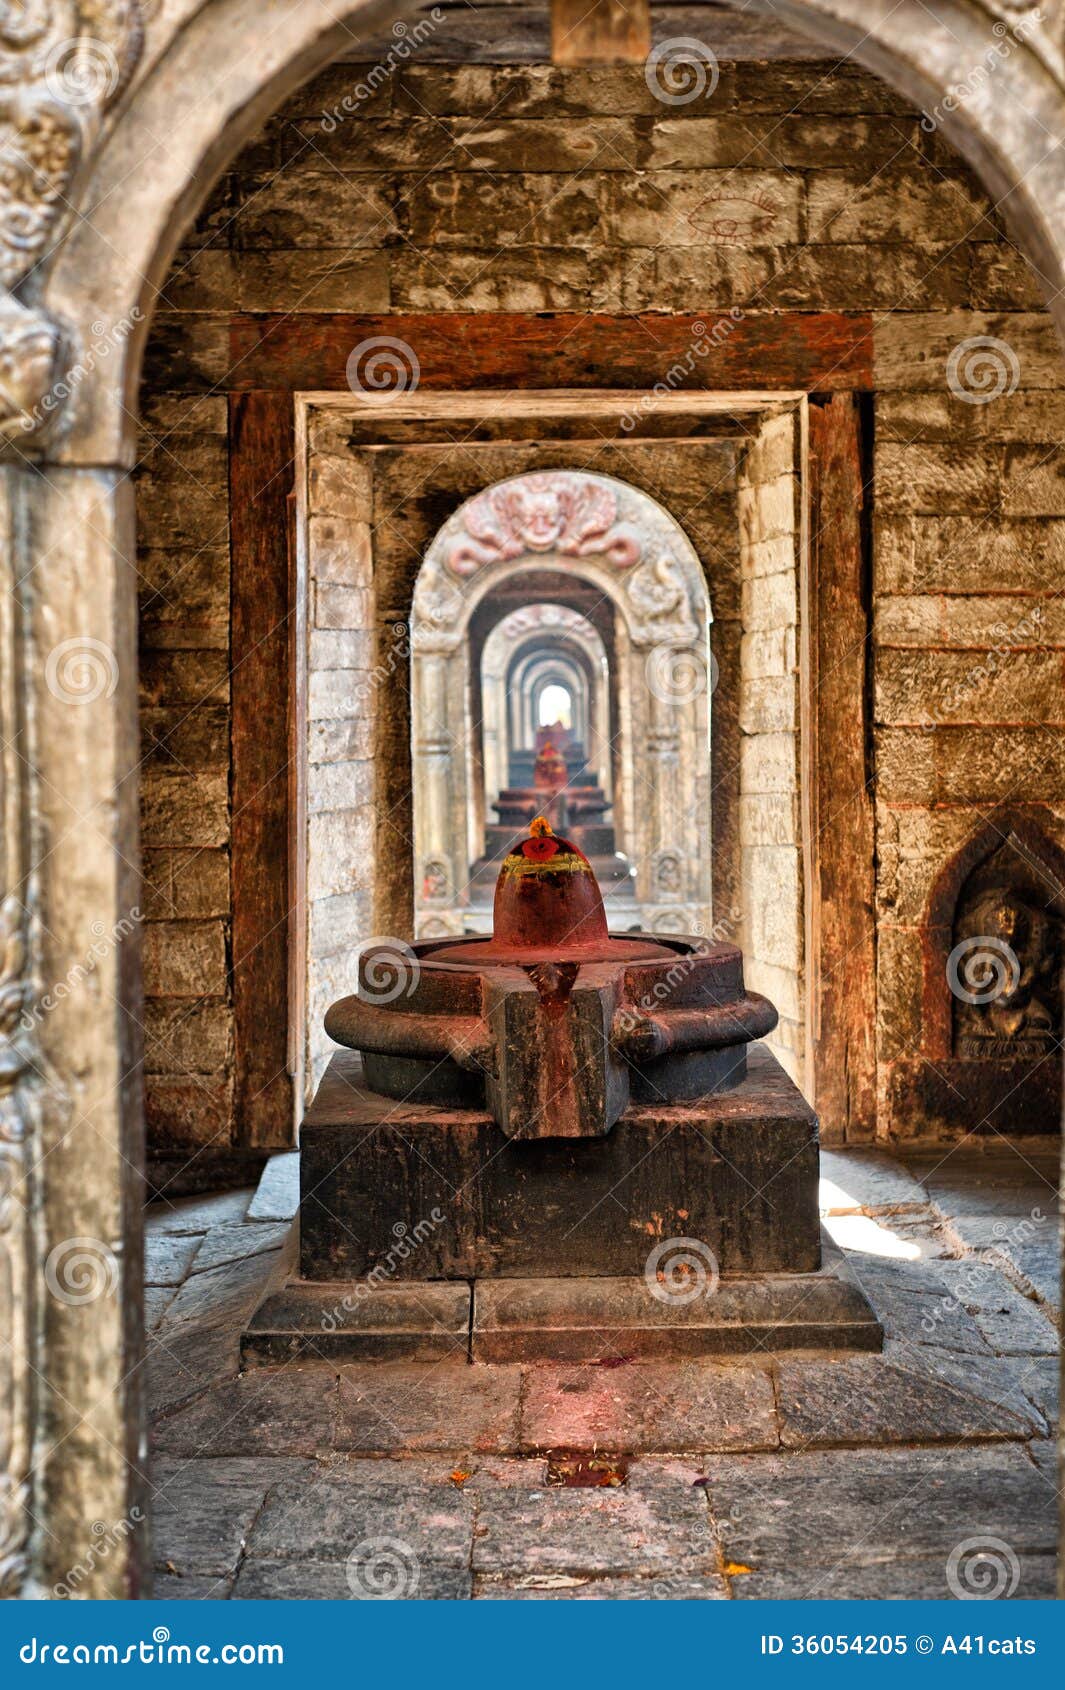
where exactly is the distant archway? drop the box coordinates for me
[410,469,714,936]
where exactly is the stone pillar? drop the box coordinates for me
[1,465,146,1596]
[413,652,457,912]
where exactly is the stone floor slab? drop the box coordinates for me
[153,1470,266,1577]
[190,1221,291,1277]
[152,1574,232,1599]
[520,1360,778,1454]
[232,1559,470,1599]
[474,1570,728,1598]
[851,1262,991,1356]
[144,1286,177,1333]
[472,1483,715,1575]
[145,1234,203,1287]
[246,1474,473,1564]
[153,1456,317,1494]
[314,1454,548,1488]
[819,1150,927,1214]
[824,1212,951,1260]
[145,1323,241,1418]
[733,1554,1057,1600]
[706,1446,1057,1574]
[894,1344,1051,1434]
[997,1241,1062,1313]
[934,1260,1058,1355]
[163,1248,283,1332]
[917,1155,1059,1221]
[153,1365,338,1457]
[147,1189,252,1235]
[247,1153,300,1221]
[335,1362,522,1454]
[1029,1440,1059,1487]
[777,1351,1039,1448]
[1017,1356,1059,1430]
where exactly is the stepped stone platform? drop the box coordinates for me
[144,1143,1060,1601]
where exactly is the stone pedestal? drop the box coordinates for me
[298,1045,821,1281]
[243,1044,882,1361]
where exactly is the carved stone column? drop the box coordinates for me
[1,464,146,1597]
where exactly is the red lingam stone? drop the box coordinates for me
[495,815,606,950]
[533,742,567,794]
[431,818,664,966]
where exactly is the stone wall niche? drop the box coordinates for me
[899,815,1065,1138]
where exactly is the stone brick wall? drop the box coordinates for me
[737,410,805,1084]
[137,394,233,1157]
[138,49,1065,1155]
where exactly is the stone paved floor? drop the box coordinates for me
[145,1144,1061,1600]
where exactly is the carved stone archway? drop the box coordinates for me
[3,0,1065,1599]
[480,604,613,815]
[410,469,713,938]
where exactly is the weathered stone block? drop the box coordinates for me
[313,584,372,632]
[234,167,396,248]
[142,848,230,920]
[402,172,601,249]
[141,707,229,772]
[808,172,992,244]
[308,663,375,721]
[244,1281,470,1364]
[335,1362,522,1454]
[298,1048,820,1281]
[519,1360,778,1455]
[154,1366,338,1457]
[393,245,590,311]
[776,1351,1039,1446]
[308,515,372,585]
[233,1560,470,1599]
[740,733,799,794]
[143,1000,233,1075]
[143,920,227,998]
[738,793,800,849]
[139,650,229,707]
[306,758,371,815]
[875,649,1065,725]
[602,169,803,248]
[306,807,374,900]
[472,1256,880,1362]
[308,454,372,519]
[873,312,1065,391]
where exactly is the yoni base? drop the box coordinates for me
[297,1046,821,1281]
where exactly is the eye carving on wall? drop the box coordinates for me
[689,191,779,245]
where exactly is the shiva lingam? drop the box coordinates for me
[326,817,776,1141]
[243,821,882,1363]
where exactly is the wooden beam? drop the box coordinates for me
[807,393,878,1143]
[551,0,651,65]
[228,391,295,1148]
[212,312,875,394]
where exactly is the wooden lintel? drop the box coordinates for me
[551,0,651,66]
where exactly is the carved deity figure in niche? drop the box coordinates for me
[422,859,450,903]
[951,840,1063,1061]
[653,849,684,897]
